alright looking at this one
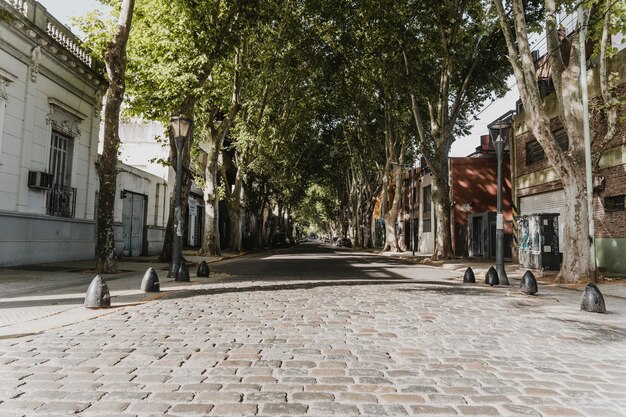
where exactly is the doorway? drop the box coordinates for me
[122,191,146,257]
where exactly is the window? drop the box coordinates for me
[422,185,432,233]
[525,129,569,165]
[604,195,625,212]
[49,131,73,187]
[47,131,76,217]
[423,185,431,213]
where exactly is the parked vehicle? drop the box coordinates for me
[270,233,289,249]
[335,237,352,248]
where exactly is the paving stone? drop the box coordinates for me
[260,403,308,415]
[170,403,214,414]
[538,406,585,416]
[83,401,131,413]
[308,402,360,415]
[104,391,150,401]
[127,401,171,413]
[210,403,257,416]
[194,392,243,403]
[37,401,90,413]
[410,404,458,415]
[379,393,425,404]
[244,391,287,402]
[456,405,500,415]
[0,400,44,412]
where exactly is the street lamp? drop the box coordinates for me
[168,115,193,280]
[488,116,512,286]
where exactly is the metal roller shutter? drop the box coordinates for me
[519,190,565,252]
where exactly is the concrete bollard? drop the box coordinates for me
[140,267,160,293]
[176,262,190,282]
[485,266,499,286]
[520,270,538,295]
[197,260,210,278]
[463,267,475,283]
[581,283,606,313]
[85,275,111,309]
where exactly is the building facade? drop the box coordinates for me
[0,0,168,266]
[0,0,105,265]
[512,49,626,273]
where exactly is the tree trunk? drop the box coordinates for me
[431,167,453,259]
[493,0,594,281]
[200,134,221,256]
[225,185,243,252]
[95,0,135,274]
[382,165,402,252]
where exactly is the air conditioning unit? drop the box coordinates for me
[593,175,605,191]
[28,171,54,190]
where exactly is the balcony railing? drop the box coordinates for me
[1,0,97,70]
[47,184,77,218]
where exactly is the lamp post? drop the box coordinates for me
[494,134,509,285]
[411,166,415,256]
[167,115,193,280]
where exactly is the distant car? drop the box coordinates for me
[270,233,289,249]
[335,237,352,248]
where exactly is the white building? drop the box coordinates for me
[0,0,168,265]
[0,0,104,265]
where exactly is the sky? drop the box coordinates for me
[36,0,520,157]
[37,0,106,33]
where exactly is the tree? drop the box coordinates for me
[403,0,513,260]
[95,0,135,273]
[493,0,623,281]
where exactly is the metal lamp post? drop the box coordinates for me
[411,167,415,256]
[167,115,193,279]
[494,135,509,285]
[488,112,515,286]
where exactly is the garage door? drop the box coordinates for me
[519,190,564,252]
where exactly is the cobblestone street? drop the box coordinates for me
[1,246,625,416]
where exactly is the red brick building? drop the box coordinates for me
[449,136,513,258]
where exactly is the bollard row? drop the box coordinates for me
[461,265,607,313]
[85,260,212,308]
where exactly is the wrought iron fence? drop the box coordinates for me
[47,184,76,218]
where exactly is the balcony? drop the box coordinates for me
[47,184,77,218]
[1,0,101,72]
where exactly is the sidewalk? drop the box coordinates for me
[0,249,245,338]
[377,248,626,299]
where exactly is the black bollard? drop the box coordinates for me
[463,267,476,283]
[520,270,538,295]
[140,267,160,293]
[581,283,606,313]
[485,266,499,286]
[85,275,111,309]
[197,260,210,278]
[176,262,190,282]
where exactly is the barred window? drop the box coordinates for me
[49,130,73,187]
[422,185,432,232]
[525,129,569,165]
[604,195,625,212]
[47,131,76,218]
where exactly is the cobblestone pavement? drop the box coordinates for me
[1,247,625,416]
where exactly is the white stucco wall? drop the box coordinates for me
[0,0,104,266]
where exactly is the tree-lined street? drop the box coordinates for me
[1,243,625,416]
